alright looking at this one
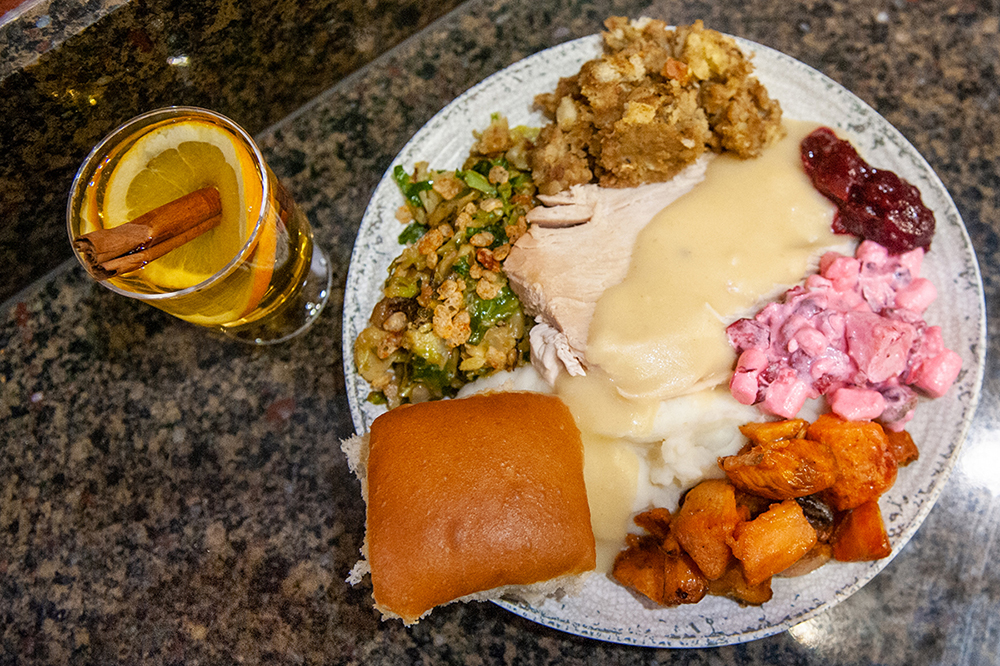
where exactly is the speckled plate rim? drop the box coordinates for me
[342,32,986,648]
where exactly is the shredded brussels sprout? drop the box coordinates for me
[354,116,540,406]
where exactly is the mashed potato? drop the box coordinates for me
[637,389,759,511]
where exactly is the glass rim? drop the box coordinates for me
[65,105,270,302]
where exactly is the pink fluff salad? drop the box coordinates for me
[727,240,962,431]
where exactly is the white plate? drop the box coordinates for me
[342,33,986,647]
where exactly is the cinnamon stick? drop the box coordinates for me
[74,187,222,280]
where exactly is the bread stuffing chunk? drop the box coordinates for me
[530,17,784,194]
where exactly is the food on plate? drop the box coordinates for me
[538,120,853,573]
[353,117,538,406]
[728,499,818,587]
[801,126,935,253]
[830,499,892,562]
[514,120,852,387]
[341,391,596,624]
[719,422,838,500]
[671,479,741,579]
[707,560,775,605]
[613,415,918,606]
[727,239,963,430]
[885,428,919,466]
[580,120,852,401]
[505,157,710,377]
[348,16,965,622]
[604,126,959,609]
[612,508,708,606]
[530,18,783,194]
[806,414,898,511]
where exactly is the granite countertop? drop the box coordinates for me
[0,0,465,303]
[2,0,999,663]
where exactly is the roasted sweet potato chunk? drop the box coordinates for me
[885,429,919,467]
[613,534,669,604]
[778,543,833,578]
[831,500,892,562]
[720,435,838,500]
[727,499,818,586]
[807,414,898,511]
[660,550,709,606]
[672,479,741,580]
[633,507,673,541]
[739,419,809,445]
[612,529,707,606]
[707,562,773,605]
[735,490,774,521]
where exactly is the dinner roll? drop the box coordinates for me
[342,391,596,624]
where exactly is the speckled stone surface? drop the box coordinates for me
[0,0,464,304]
[2,0,1000,663]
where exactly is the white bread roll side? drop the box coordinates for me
[340,391,595,625]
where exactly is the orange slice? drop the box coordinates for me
[102,118,264,292]
[240,212,279,319]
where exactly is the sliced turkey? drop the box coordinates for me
[504,156,711,383]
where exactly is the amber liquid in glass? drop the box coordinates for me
[69,108,329,343]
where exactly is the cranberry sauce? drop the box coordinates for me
[800,127,935,254]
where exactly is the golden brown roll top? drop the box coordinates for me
[364,391,596,624]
